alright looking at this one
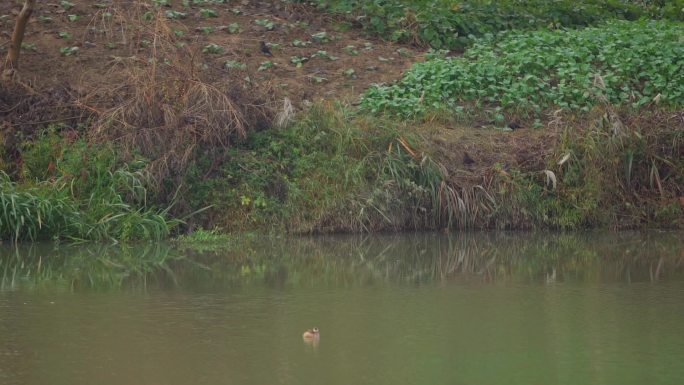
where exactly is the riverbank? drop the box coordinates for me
[1,1,682,242]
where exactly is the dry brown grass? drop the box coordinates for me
[82,7,275,191]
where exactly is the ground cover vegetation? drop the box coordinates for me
[0,0,682,242]
[314,0,684,49]
[360,20,684,115]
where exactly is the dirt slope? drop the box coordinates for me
[0,0,423,106]
[0,1,556,185]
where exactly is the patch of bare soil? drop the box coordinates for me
[0,0,431,187]
[0,0,423,107]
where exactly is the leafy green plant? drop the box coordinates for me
[227,22,241,33]
[311,31,331,43]
[255,19,275,30]
[266,42,281,50]
[67,14,80,22]
[193,0,225,4]
[199,26,214,34]
[290,55,308,67]
[289,20,309,29]
[199,8,218,18]
[20,43,37,51]
[59,46,79,56]
[202,43,223,54]
[396,48,411,57]
[60,1,75,10]
[165,10,187,19]
[58,31,72,39]
[292,39,310,47]
[344,45,359,55]
[361,21,684,116]
[343,68,356,78]
[312,50,338,61]
[258,60,276,71]
[224,60,246,70]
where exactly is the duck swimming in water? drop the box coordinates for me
[302,327,319,339]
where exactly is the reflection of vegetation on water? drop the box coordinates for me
[0,243,183,290]
[171,232,684,288]
[2,232,683,290]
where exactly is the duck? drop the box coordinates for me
[302,327,320,339]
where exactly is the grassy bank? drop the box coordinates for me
[184,105,444,232]
[1,2,682,242]
[181,105,683,232]
[4,103,679,241]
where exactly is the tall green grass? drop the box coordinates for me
[0,173,75,242]
[1,130,179,242]
[0,171,177,242]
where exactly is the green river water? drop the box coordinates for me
[1,232,683,385]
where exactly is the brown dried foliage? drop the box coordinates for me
[83,7,274,192]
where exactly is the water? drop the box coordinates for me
[1,232,683,385]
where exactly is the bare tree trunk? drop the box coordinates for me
[3,0,36,78]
